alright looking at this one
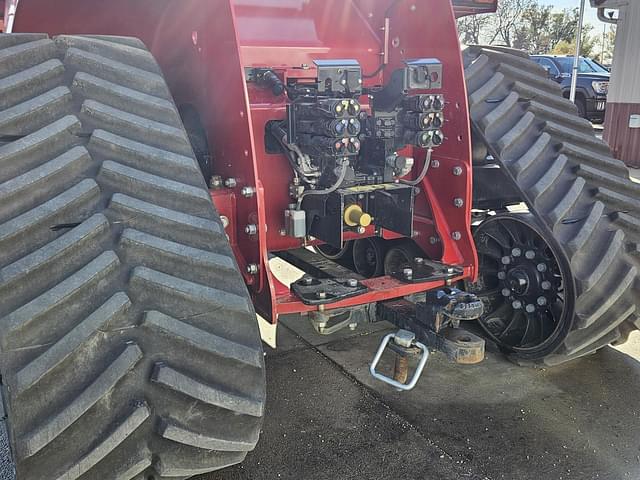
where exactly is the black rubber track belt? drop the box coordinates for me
[0,34,265,479]
[463,45,640,366]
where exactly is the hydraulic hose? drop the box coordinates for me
[270,123,316,180]
[400,148,433,186]
[297,160,349,209]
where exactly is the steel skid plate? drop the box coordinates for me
[291,276,368,305]
[389,257,463,284]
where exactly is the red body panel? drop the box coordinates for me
[12,0,477,322]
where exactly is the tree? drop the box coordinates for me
[456,1,601,56]
[490,0,535,47]
[593,25,616,64]
[457,13,492,45]
[551,39,595,58]
[517,4,553,52]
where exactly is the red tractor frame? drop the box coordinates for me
[8,0,487,323]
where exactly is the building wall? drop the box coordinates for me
[603,2,640,167]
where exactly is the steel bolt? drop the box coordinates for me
[536,263,547,273]
[512,248,522,257]
[512,300,522,309]
[349,322,358,331]
[537,296,548,306]
[502,288,511,297]
[431,159,440,168]
[452,231,462,241]
[403,268,413,280]
[501,256,511,265]
[452,166,463,176]
[317,291,327,299]
[497,271,507,280]
[302,276,314,286]
[429,236,440,245]
[224,177,237,188]
[414,257,425,264]
[525,250,536,260]
[241,186,255,198]
[454,198,464,208]
[541,280,552,290]
[220,215,229,229]
[526,304,536,313]
[279,228,287,236]
[245,224,258,235]
[246,263,259,275]
[346,278,358,288]
[356,226,366,234]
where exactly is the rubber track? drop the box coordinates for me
[464,46,640,365]
[0,34,265,479]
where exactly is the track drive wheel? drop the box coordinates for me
[0,34,265,479]
[466,214,574,361]
[464,45,640,365]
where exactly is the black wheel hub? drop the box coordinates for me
[467,214,570,354]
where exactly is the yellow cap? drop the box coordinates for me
[344,204,372,227]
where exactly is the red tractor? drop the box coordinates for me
[0,0,638,478]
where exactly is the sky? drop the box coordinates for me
[539,0,604,27]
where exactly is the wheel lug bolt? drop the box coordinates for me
[502,256,511,265]
[537,296,547,306]
[536,263,547,272]
[541,281,551,290]
[512,300,522,309]
[526,304,536,313]
[512,248,522,257]
[502,288,511,297]
[497,271,506,280]
[525,250,536,260]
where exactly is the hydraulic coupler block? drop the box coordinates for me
[296,117,362,137]
[402,94,444,112]
[294,98,361,120]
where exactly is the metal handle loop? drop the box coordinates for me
[369,332,429,391]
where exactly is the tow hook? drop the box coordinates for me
[369,329,429,391]
[371,288,485,390]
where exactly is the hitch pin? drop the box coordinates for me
[369,329,429,391]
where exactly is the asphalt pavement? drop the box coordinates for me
[201,317,640,480]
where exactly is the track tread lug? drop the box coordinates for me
[143,310,262,368]
[72,71,177,122]
[53,402,150,480]
[18,342,141,458]
[151,363,263,417]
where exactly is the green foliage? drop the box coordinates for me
[551,37,596,58]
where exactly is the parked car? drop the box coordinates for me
[531,55,610,122]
